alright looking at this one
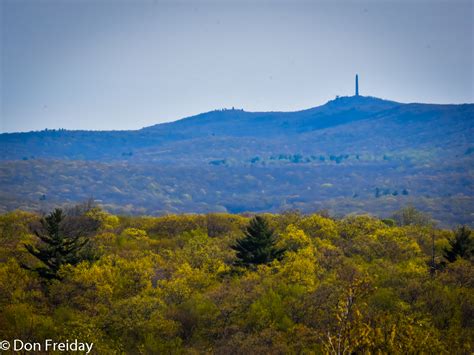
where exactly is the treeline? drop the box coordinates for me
[0,206,473,354]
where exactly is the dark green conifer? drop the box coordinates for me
[232,215,285,267]
[22,208,98,280]
[443,226,473,263]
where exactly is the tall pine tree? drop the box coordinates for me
[443,225,474,263]
[232,215,285,267]
[23,208,98,280]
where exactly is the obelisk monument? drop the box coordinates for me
[355,74,359,96]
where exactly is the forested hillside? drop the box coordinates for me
[1,208,473,353]
[1,96,473,226]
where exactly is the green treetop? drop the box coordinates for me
[443,225,474,263]
[23,208,98,280]
[232,215,285,267]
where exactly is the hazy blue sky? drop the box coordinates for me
[1,0,473,132]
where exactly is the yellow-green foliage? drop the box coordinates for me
[0,211,472,353]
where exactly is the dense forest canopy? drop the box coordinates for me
[1,206,473,353]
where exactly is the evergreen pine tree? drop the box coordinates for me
[232,215,285,267]
[22,208,98,279]
[443,225,473,263]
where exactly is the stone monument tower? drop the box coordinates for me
[355,74,359,96]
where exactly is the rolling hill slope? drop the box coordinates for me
[1,95,473,226]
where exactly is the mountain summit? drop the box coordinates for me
[142,95,401,138]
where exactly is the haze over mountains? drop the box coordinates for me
[1,95,473,226]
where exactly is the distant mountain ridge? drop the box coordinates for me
[142,96,401,137]
[1,95,473,226]
[2,95,467,161]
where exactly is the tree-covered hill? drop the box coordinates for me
[1,96,473,226]
[3,96,468,161]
